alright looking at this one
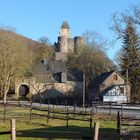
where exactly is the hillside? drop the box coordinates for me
[0,28,54,61]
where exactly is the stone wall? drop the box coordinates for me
[15,77,83,99]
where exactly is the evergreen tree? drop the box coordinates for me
[120,19,140,100]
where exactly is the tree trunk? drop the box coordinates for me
[3,92,7,104]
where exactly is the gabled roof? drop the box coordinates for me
[60,21,70,29]
[90,71,114,86]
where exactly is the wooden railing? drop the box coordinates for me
[117,111,140,135]
[29,105,93,129]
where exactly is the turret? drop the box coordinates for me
[59,21,70,37]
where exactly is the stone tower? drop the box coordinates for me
[74,36,85,52]
[59,21,70,37]
[55,21,74,61]
[58,21,71,53]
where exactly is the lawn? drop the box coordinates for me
[0,104,118,140]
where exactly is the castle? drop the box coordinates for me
[54,21,84,61]
[15,21,84,99]
[14,21,130,103]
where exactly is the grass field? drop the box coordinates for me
[0,104,120,140]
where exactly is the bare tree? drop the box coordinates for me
[38,36,54,60]
[82,30,107,49]
[110,5,140,43]
[0,30,31,103]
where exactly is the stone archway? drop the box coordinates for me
[19,84,29,97]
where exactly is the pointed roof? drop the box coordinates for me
[90,71,114,86]
[60,21,70,29]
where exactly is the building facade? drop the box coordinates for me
[88,71,131,103]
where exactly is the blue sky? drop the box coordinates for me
[0,0,140,60]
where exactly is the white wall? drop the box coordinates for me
[103,95,127,103]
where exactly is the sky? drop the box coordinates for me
[0,0,140,61]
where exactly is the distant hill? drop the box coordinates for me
[0,28,54,61]
[0,28,42,49]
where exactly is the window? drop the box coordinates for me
[113,75,118,80]
[120,87,124,94]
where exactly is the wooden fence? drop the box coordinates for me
[117,111,140,135]
[29,105,93,129]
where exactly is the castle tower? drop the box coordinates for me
[74,36,85,52]
[55,21,74,61]
[59,21,70,37]
[58,21,71,53]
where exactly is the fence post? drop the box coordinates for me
[93,122,99,140]
[47,107,50,124]
[29,101,33,120]
[121,104,123,116]
[11,119,16,140]
[109,103,112,116]
[47,99,49,108]
[74,101,76,112]
[92,105,95,117]
[117,111,121,133]
[3,102,6,123]
[66,108,69,127]
[90,109,93,129]
[65,100,67,109]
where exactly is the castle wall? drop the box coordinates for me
[15,77,83,99]
[68,38,74,52]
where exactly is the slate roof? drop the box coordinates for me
[33,60,83,83]
[60,21,70,29]
[33,60,51,75]
[34,60,66,75]
[51,61,66,74]
[90,71,114,86]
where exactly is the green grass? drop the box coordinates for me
[0,105,117,140]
